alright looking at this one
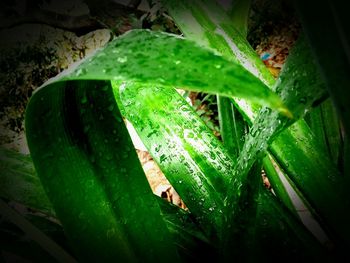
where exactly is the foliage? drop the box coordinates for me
[1,0,349,262]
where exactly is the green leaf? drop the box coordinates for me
[156,197,218,261]
[25,81,180,262]
[162,3,346,249]
[307,99,341,166]
[217,95,244,158]
[226,0,252,38]
[253,188,330,262]
[225,34,328,208]
[295,0,350,184]
[113,81,233,241]
[64,29,288,113]
[162,0,277,121]
[0,146,216,261]
[262,154,296,216]
[270,121,350,247]
[294,0,350,141]
[220,159,262,261]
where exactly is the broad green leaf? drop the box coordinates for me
[112,80,324,260]
[0,146,215,262]
[25,81,180,262]
[113,81,233,241]
[23,28,288,260]
[62,29,288,114]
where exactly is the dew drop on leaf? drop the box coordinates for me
[117,57,128,63]
[76,68,87,77]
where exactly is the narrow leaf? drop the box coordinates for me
[217,95,243,157]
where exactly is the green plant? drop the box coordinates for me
[1,0,349,262]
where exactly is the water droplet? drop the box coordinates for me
[209,151,216,160]
[76,68,87,76]
[102,68,112,74]
[154,145,161,152]
[117,57,127,63]
[160,154,167,163]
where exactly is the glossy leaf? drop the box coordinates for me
[163,2,348,246]
[113,81,234,241]
[163,1,347,258]
[307,99,341,165]
[217,96,244,158]
[0,146,215,262]
[62,29,288,113]
[162,0,276,121]
[25,81,180,262]
[294,0,350,139]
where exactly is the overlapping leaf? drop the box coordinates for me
[25,28,290,261]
